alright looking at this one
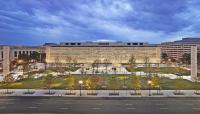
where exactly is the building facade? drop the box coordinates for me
[0,46,42,75]
[161,38,200,60]
[45,42,161,64]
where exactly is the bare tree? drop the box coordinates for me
[152,76,161,94]
[93,59,101,74]
[65,56,72,75]
[54,56,61,75]
[44,74,55,94]
[3,74,14,94]
[103,59,110,74]
[144,56,150,78]
[132,76,141,95]
[128,55,136,74]
[72,58,77,68]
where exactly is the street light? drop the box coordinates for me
[79,80,83,96]
[148,80,152,96]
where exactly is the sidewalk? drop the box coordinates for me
[0,89,200,97]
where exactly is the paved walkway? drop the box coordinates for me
[0,89,200,97]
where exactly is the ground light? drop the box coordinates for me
[148,80,152,96]
[78,80,83,96]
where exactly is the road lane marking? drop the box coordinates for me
[27,106,38,109]
[160,108,168,110]
[192,108,200,110]
[126,107,135,110]
[96,103,103,106]
[60,107,69,110]
[125,104,133,106]
[0,106,6,109]
[6,102,14,105]
[35,102,43,105]
[156,104,165,106]
[64,102,72,104]
[186,104,193,106]
[91,107,101,110]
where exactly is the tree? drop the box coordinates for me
[18,54,29,63]
[72,58,77,68]
[98,76,107,89]
[3,74,14,93]
[85,76,96,93]
[23,75,34,94]
[132,76,141,94]
[40,53,46,63]
[22,63,31,74]
[43,74,55,94]
[161,53,168,62]
[194,82,200,94]
[65,56,72,75]
[93,59,101,74]
[151,76,161,94]
[80,65,85,75]
[144,56,151,77]
[65,76,75,93]
[109,77,120,93]
[54,56,61,75]
[103,59,110,74]
[174,76,184,94]
[29,52,40,62]
[176,62,182,76]
[128,55,136,74]
[194,77,200,94]
[18,54,32,73]
[181,53,191,65]
[92,63,95,75]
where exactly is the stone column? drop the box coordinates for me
[191,46,198,81]
[3,46,10,77]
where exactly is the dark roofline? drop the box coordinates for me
[50,45,159,47]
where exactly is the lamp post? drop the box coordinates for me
[79,80,83,96]
[148,80,152,96]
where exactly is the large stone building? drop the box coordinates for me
[45,41,161,64]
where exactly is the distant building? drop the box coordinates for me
[161,38,200,61]
[0,46,43,75]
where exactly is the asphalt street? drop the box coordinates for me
[0,97,200,114]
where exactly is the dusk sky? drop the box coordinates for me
[0,0,200,45]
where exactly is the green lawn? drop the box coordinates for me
[0,75,198,90]
[126,67,190,75]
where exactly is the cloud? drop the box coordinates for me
[0,0,199,45]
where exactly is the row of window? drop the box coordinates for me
[14,51,37,57]
[63,43,144,46]
[127,43,143,45]
[64,43,81,45]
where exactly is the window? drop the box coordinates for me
[71,43,76,45]
[127,43,131,45]
[140,43,143,45]
[14,51,17,57]
[98,43,109,45]
[1,51,3,59]
[133,43,138,45]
